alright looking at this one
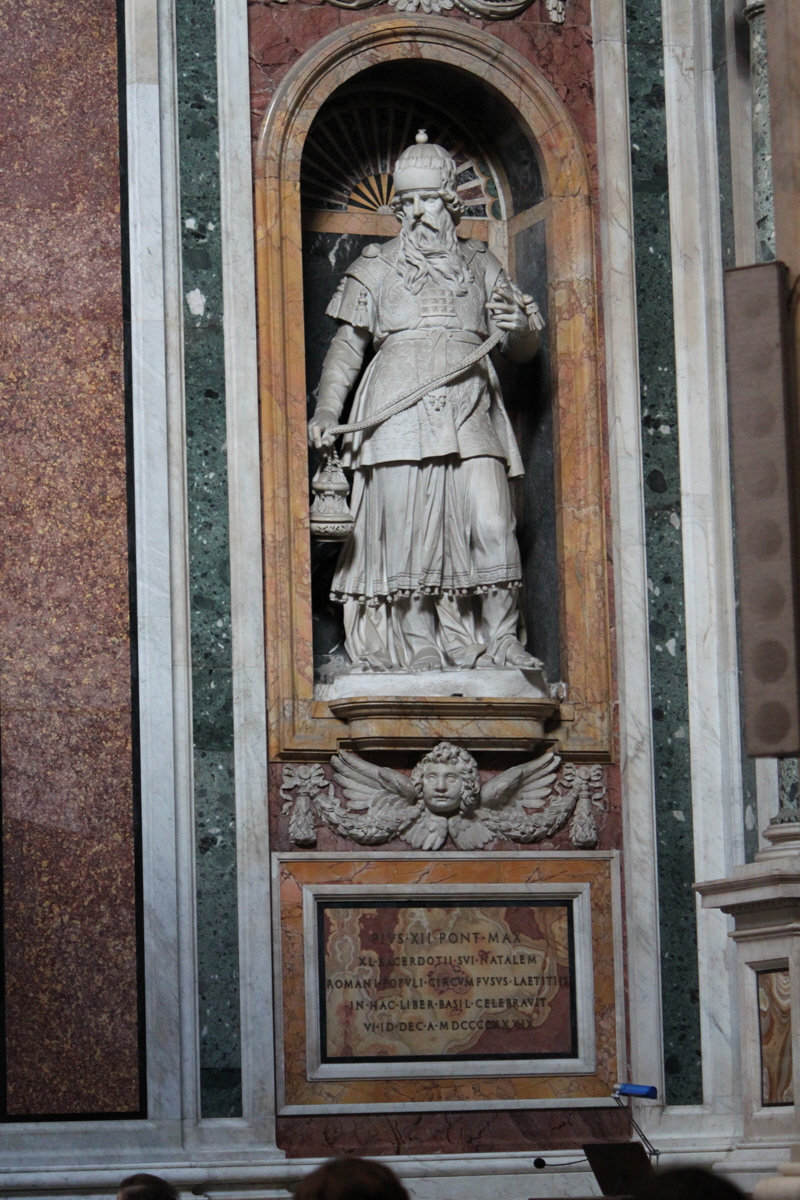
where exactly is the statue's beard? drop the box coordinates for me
[399,209,473,296]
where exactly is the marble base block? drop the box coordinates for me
[754,1167,800,1200]
[317,666,550,703]
[696,824,800,1158]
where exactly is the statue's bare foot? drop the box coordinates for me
[491,637,544,670]
[408,652,442,673]
[447,643,487,669]
[351,651,393,673]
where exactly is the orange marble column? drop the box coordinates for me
[0,0,141,1114]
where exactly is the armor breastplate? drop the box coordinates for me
[375,269,488,340]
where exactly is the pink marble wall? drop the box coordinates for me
[249,0,596,164]
[0,0,141,1114]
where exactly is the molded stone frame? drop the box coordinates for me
[272,851,624,1113]
[255,16,611,761]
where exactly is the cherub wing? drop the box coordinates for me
[401,811,449,851]
[481,752,560,809]
[477,752,566,842]
[323,749,419,844]
[447,813,495,851]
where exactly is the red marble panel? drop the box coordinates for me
[0,0,121,214]
[2,712,140,1115]
[277,1104,629,1157]
[0,0,140,1115]
[0,319,130,714]
[0,215,124,323]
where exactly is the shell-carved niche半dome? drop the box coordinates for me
[300,89,504,221]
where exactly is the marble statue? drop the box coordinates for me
[309,131,545,677]
[280,741,605,850]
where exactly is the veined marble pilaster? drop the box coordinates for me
[744,1,776,262]
[662,0,742,1122]
[598,0,744,1135]
[216,0,277,1146]
[126,0,185,1133]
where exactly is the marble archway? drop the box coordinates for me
[255,16,609,762]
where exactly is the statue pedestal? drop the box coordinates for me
[327,692,559,752]
[317,666,560,751]
[696,823,800,1192]
[319,665,550,702]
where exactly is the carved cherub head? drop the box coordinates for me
[410,741,480,817]
[316,745,588,851]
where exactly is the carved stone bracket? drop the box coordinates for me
[274,0,565,19]
[324,0,565,19]
[280,742,605,850]
[328,694,559,753]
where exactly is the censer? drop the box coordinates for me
[309,448,355,542]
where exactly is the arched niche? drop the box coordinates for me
[256,16,610,761]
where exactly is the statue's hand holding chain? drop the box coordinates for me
[486,282,544,334]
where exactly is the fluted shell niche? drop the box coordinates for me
[256,18,610,759]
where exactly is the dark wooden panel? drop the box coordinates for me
[725,261,800,755]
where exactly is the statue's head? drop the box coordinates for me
[391,130,462,227]
[411,741,480,817]
[391,131,470,295]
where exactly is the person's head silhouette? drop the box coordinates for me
[117,1173,180,1200]
[294,1157,409,1200]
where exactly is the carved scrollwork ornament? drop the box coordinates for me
[276,0,567,21]
[279,763,329,846]
[280,742,605,850]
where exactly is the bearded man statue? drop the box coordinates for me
[308,131,544,675]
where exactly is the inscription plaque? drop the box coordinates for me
[318,900,576,1062]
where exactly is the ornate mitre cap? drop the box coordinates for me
[393,129,457,194]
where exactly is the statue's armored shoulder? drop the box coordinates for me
[458,238,488,266]
[327,246,394,325]
[475,246,505,296]
[344,242,396,288]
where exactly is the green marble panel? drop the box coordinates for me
[626,0,702,1104]
[195,751,241,1117]
[176,0,242,1117]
